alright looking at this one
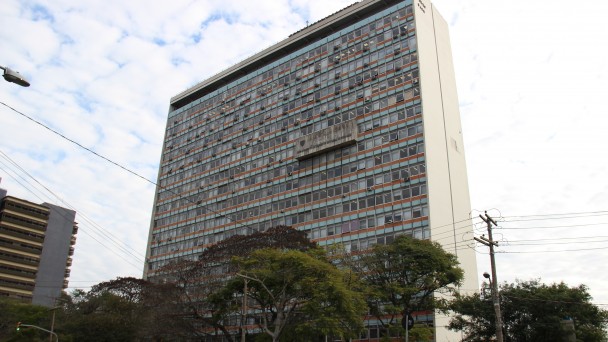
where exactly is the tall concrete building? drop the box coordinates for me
[145,0,477,339]
[0,188,77,307]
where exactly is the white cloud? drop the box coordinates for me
[2,0,608,306]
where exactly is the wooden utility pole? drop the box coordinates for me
[241,278,248,342]
[474,211,504,342]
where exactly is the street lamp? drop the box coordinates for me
[483,271,504,342]
[1,65,30,87]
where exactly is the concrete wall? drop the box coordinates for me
[32,204,75,307]
[414,0,478,340]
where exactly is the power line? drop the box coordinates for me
[501,213,608,223]
[0,160,143,271]
[498,246,607,254]
[510,235,608,242]
[0,150,146,262]
[1,100,258,235]
[507,239,608,246]
[501,210,608,219]
[502,294,608,306]
[499,222,608,230]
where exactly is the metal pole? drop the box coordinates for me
[49,309,56,342]
[241,278,248,342]
[20,324,58,342]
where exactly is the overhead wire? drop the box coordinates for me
[0,157,143,271]
[0,150,146,262]
[0,100,258,235]
[4,102,608,271]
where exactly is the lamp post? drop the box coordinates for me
[49,306,60,342]
[17,323,58,342]
[483,272,503,342]
[1,65,30,87]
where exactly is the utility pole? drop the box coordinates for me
[49,308,57,342]
[474,211,503,342]
[241,277,248,342]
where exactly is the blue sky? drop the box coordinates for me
[1,0,608,307]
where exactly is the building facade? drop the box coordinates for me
[145,0,477,339]
[0,189,77,307]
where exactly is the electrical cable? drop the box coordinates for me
[0,100,258,238]
[0,163,143,271]
[0,150,146,262]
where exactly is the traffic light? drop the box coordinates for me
[16,322,21,331]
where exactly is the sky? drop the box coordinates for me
[1,0,607,307]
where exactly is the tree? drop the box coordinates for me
[448,279,608,342]
[0,298,49,341]
[149,225,319,341]
[359,235,464,337]
[217,247,366,342]
[57,277,152,342]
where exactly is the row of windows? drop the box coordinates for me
[1,201,49,219]
[160,58,420,183]
[162,46,419,178]
[0,237,42,254]
[0,250,39,265]
[0,213,47,230]
[157,106,422,211]
[0,264,37,278]
[0,225,44,241]
[165,42,417,160]
[162,6,418,167]
[150,206,427,261]
[159,98,421,204]
[156,132,424,217]
[152,173,426,250]
[153,140,424,229]
[0,277,35,290]
[167,3,414,130]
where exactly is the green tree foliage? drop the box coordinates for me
[448,279,608,342]
[57,277,151,342]
[150,225,319,341]
[359,235,463,336]
[219,247,366,342]
[0,298,49,341]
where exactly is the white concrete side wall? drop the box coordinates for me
[414,0,478,340]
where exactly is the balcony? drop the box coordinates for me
[70,236,77,245]
[68,247,75,256]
